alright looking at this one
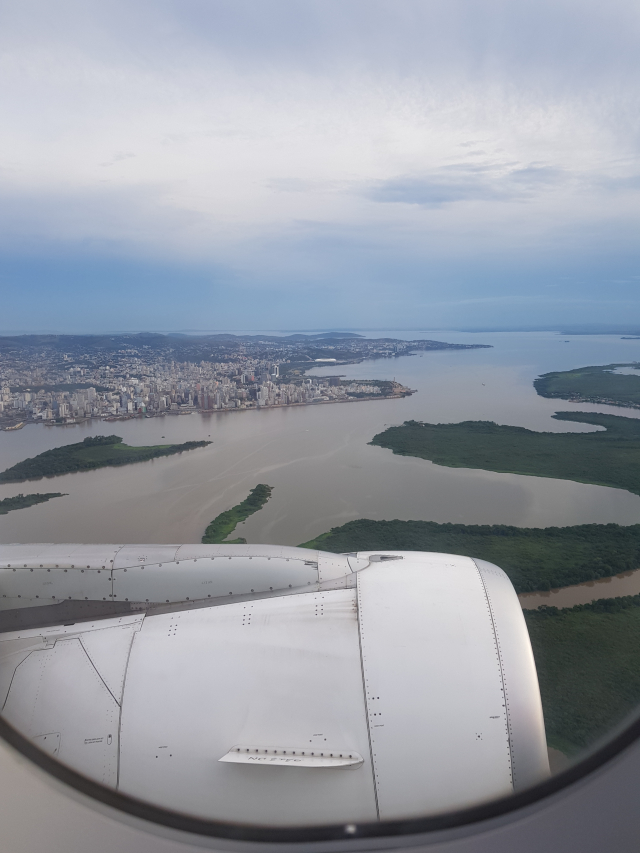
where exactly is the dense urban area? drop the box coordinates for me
[0,332,487,427]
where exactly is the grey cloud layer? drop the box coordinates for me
[0,0,639,329]
[364,164,567,207]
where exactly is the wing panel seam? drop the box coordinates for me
[472,559,515,789]
[116,616,144,789]
[355,574,380,820]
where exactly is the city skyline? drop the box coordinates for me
[1,331,488,426]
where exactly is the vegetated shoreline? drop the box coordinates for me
[299,518,640,594]
[0,492,67,514]
[368,412,640,497]
[202,484,273,544]
[0,435,212,483]
[535,363,640,409]
[525,596,640,755]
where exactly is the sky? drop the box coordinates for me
[0,0,639,333]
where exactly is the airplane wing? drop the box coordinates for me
[0,544,548,825]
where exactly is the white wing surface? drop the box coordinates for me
[0,544,549,825]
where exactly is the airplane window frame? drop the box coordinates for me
[1,707,639,844]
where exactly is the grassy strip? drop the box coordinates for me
[202,484,273,544]
[369,412,640,496]
[535,363,640,408]
[298,518,640,593]
[0,492,66,514]
[525,597,640,754]
[0,434,211,483]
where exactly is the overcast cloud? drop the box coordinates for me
[0,0,639,331]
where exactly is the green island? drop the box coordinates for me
[535,363,640,409]
[525,598,640,755]
[369,412,640,496]
[0,435,211,483]
[202,484,273,544]
[299,518,640,593]
[0,492,67,514]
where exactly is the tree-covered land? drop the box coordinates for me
[299,518,640,593]
[344,380,406,398]
[0,435,211,483]
[525,598,640,754]
[202,484,273,544]
[370,412,640,496]
[0,492,66,514]
[535,364,640,408]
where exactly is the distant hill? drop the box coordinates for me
[0,331,365,350]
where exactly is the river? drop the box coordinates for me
[519,568,640,609]
[1,330,640,551]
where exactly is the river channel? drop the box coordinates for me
[519,567,640,610]
[1,330,640,553]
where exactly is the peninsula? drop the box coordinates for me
[369,411,640,496]
[535,363,640,409]
[0,492,66,514]
[202,484,273,544]
[0,435,211,483]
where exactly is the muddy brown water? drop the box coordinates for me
[3,331,640,548]
[519,568,640,610]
